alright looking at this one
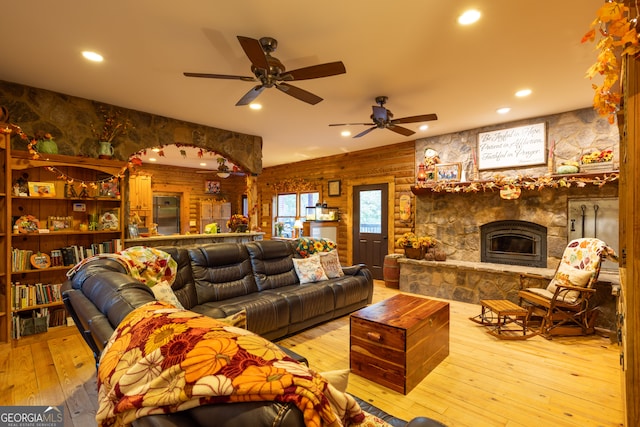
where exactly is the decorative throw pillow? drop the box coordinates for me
[295,237,337,258]
[546,263,593,301]
[320,369,350,393]
[218,309,247,329]
[319,250,344,279]
[293,255,329,284]
[151,281,184,309]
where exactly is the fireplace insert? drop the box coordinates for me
[481,220,547,268]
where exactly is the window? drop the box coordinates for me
[275,191,319,237]
[359,189,382,233]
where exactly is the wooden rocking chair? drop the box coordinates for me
[518,238,617,339]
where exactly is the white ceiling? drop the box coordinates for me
[1,1,603,169]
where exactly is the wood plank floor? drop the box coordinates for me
[0,281,623,427]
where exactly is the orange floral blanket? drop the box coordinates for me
[96,302,388,427]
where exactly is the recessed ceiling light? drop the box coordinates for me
[149,157,157,162]
[515,89,532,97]
[341,130,351,137]
[82,51,103,62]
[152,148,161,152]
[200,162,207,166]
[496,107,511,114]
[249,103,262,110]
[458,10,481,25]
[419,124,429,131]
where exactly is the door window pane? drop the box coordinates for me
[360,190,381,233]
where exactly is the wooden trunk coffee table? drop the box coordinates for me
[350,293,449,394]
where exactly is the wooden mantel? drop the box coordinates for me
[410,171,619,195]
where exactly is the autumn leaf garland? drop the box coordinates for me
[582,1,640,124]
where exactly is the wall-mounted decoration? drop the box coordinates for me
[477,122,546,170]
[399,194,411,221]
[27,181,56,197]
[328,180,341,196]
[435,163,462,182]
[205,180,221,194]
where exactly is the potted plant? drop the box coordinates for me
[227,214,249,232]
[396,232,437,260]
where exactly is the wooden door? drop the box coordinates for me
[352,183,388,280]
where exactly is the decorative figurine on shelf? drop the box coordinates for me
[64,182,77,198]
[78,183,89,198]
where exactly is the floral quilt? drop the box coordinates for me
[67,246,177,287]
[96,301,393,427]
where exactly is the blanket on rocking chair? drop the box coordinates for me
[96,301,392,427]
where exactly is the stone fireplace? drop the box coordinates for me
[481,220,547,268]
[398,108,621,332]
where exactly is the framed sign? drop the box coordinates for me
[28,181,56,197]
[435,163,462,181]
[477,122,547,170]
[30,252,51,269]
[205,180,221,194]
[328,180,341,196]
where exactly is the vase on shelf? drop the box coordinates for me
[403,246,424,260]
[231,224,248,233]
[36,138,58,154]
[98,141,115,159]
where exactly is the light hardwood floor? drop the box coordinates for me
[0,281,623,427]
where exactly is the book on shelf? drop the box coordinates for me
[11,282,62,310]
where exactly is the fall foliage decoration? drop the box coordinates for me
[582,1,640,123]
[412,172,619,194]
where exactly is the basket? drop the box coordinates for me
[579,147,614,172]
[20,315,49,336]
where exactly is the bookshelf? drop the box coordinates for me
[2,149,127,341]
[1,130,9,343]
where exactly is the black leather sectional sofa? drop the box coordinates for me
[61,239,444,427]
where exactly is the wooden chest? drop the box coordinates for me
[350,294,449,394]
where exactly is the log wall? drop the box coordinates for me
[257,141,417,263]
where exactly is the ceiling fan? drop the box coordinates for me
[184,36,346,106]
[195,158,244,178]
[329,96,438,138]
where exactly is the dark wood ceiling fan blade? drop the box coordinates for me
[328,122,374,127]
[285,61,346,81]
[392,113,438,124]
[277,83,323,105]
[236,85,265,106]
[388,124,415,136]
[237,36,270,70]
[183,72,256,82]
[353,127,377,138]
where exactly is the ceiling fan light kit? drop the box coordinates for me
[329,96,438,138]
[184,36,346,106]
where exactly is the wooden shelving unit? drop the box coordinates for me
[0,129,10,343]
[2,148,127,341]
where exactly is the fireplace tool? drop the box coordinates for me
[593,204,599,238]
[580,205,587,238]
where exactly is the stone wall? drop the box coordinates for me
[0,80,263,174]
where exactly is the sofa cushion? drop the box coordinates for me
[294,237,337,258]
[189,243,259,303]
[191,293,290,340]
[546,262,593,301]
[292,255,328,284]
[319,250,344,279]
[246,240,299,291]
